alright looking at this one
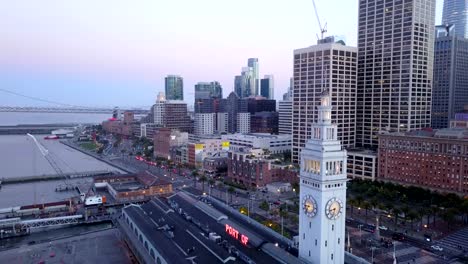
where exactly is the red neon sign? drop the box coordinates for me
[225,224,249,246]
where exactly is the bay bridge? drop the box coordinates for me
[0,106,149,115]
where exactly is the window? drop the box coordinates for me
[331,254,334,260]
[315,239,318,246]
[332,224,334,231]
[325,241,327,247]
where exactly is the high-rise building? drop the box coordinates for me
[248,58,259,95]
[298,92,347,264]
[194,81,222,99]
[165,75,184,100]
[235,59,259,98]
[250,112,278,134]
[194,113,216,135]
[442,0,468,38]
[237,113,251,133]
[432,25,468,129]
[279,100,292,135]
[292,39,357,163]
[153,94,166,126]
[260,75,274,99]
[356,0,436,148]
[246,97,276,113]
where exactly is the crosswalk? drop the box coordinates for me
[436,227,468,252]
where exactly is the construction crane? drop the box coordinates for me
[312,0,327,41]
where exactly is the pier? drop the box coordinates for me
[0,171,118,185]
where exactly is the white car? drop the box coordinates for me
[431,245,443,252]
[378,225,388,231]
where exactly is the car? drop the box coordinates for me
[378,225,388,231]
[392,233,405,241]
[431,245,443,252]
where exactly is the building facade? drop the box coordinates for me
[194,113,216,135]
[165,75,184,100]
[260,75,274,99]
[164,101,191,132]
[298,92,347,264]
[432,25,468,128]
[279,100,293,135]
[237,113,251,133]
[222,133,292,154]
[378,128,468,195]
[250,112,279,134]
[153,128,188,160]
[195,81,222,99]
[248,58,260,95]
[292,40,357,163]
[356,0,436,148]
[442,0,468,38]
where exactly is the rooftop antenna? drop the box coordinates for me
[312,0,327,41]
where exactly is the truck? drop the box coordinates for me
[84,195,106,206]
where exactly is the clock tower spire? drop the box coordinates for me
[299,91,347,263]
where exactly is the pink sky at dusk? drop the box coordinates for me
[0,0,443,107]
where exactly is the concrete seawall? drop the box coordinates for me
[60,141,134,174]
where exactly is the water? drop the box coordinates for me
[0,112,110,126]
[0,135,123,208]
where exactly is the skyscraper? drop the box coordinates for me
[279,100,292,135]
[194,81,222,99]
[260,75,274,99]
[248,58,259,95]
[356,0,436,148]
[442,0,468,38]
[165,75,184,100]
[292,38,357,163]
[234,68,255,98]
[432,25,468,128]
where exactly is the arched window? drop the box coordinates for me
[144,241,148,251]
[150,249,155,259]
[157,257,162,264]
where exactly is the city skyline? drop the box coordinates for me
[0,0,443,107]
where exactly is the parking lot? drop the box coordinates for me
[0,228,133,264]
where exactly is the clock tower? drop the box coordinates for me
[299,91,347,264]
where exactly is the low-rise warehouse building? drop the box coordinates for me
[94,172,172,202]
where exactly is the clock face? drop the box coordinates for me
[325,197,343,220]
[302,195,318,218]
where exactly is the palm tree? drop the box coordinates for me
[208,179,215,196]
[192,171,199,187]
[355,196,364,214]
[442,208,457,231]
[363,201,371,224]
[393,207,401,229]
[348,199,356,217]
[407,210,418,230]
[401,206,410,226]
[227,186,235,204]
[199,176,207,193]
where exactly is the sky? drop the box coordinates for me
[1,0,443,108]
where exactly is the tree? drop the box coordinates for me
[199,176,207,193]
[259,200,270,211]
[407,210,418,230]
[348,199,356,217]
[363,201,371,224]
[208,179,215,196]
[393,207,401,229]
[355,196,364,214]
[227,186,235,204]
[401,206,410,226]
[120,149,126,158]
[441,208,457,231]
[192,171,199,187]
